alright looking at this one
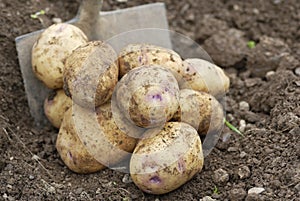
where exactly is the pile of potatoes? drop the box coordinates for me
[31,23,230,195]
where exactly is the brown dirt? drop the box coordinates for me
[1,0,300,200]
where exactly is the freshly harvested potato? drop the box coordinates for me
[130,122,204,195]
[179,58,230,98]
[172,89,224,135]
[32,23,88,89]
[116,66,179,128]
[56,102,140,173]
[118,43,183,81]
[44,89,72,128]
[56,107,105,174]
[64,41,118,108]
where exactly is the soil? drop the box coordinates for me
[1,0,300,200]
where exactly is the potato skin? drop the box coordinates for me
[64,41,118,108]
[44,89,72,128]
[179,58,230,98]
[119,43,183,81]
[116,66,179,128]
[56,107,105,174]
[56,102,141,173]
[130,122,204,195]
[172,89,224,136]
[32,23,88,89]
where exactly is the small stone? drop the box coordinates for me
[253,8,259,14]
[295,81,300,87]
[237,165,251,179]
[239,101,250,111]
[229,188,247,201]
[3,193,8,198]
[122,174,133,184]
[29,175,35,180]
[200,196,217,201]
[75,187,84,195]
[265,71,275,80]
[116,0,127,2]
[295,67,300,76]
[248,187,265,194]
[52,17,62,24]
[240,151,247,158]
[239,119,246,133]
[213,168,229,183]
[228,147,238,152]
[6,184,12,189]
[154,199,160,201]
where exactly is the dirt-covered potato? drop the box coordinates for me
[179,58,230,98]
[44,89,72,128]
[56,107,105,174]
[116,66,179,128]
[63,41,118,108]
[172,89,224,135]
[119,43,183,81]
[130,122,204,195]
[32,23,88,89]
[56,102,140,173]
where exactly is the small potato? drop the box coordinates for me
[44,89,72,128]
[119,43,183,81]
[32,23,88,89]
[130,122,204,195]
[56,107,105,174]
[172,89,224,135]
[56,102,140,173]
[64,41,118,108]
[179,58,230,98]
[116,66,179,128]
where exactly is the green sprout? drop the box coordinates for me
[30,10,46,19]
[247,40,256,49]
[224,118,244,137]
[213,186,219,194]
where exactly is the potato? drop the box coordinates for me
[118,43,183,81]
[44,89,72,128]
[130,122,204,195]
[63,41,118,108]
[116,66,179,128]
[32,23,88,89]
[179,58,230,98]
[56,107,105,174]
[172,89,224,135]
[56,102,140,173]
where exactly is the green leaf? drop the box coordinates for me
[224,119,244,137]
[247,40,256,49]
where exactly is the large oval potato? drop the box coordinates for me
[130,122,204,195]
[179,58,230,98]
[119,43,183,81]
[32,23,88,89]
[56,107,105,174]
[172,89,224,136]
[64,41,118,108]
[116,66,179,128]
[56,102,141,173]
[44,89,72,128]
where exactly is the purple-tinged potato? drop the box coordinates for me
[44,89,72,128]
[130,122,204,195]
[56,107,105,174]
[32,23,88,89]
[180,58,230,98]
[118,43,184,81]
[116,66,179,128]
